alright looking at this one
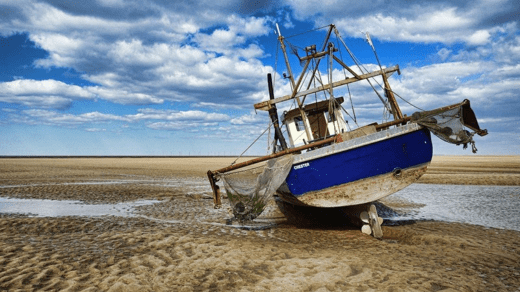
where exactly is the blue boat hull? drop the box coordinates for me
[278,126,433,207]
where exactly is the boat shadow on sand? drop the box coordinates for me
[274,198,420,229]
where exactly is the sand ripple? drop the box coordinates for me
[1,211,519,291]
[0,158,519,291]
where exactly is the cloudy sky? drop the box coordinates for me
[0,0,518,156]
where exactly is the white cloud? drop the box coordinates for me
[85,127,107,132]
[146,121,219,130]
[96,0,125,8]
[437,48,452,62]
[22,109,128,125]
[88,87,163,105]
[193,15,270,55]
[0,79,94,109]
[287,0,519,46]
[130,109,229,122]
[0,0,518,155]
[193,29,246,53]
[0,79,163,108]
[0,79,93,98]
[230,112,266,125]
[192,102,244,109]
[477,117,519,124]
[226,15,271,37]
[16,108,231,131]
[334,10,481,44]
[467,30,491,46]
[0,1,276,108]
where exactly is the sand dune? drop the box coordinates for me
[0,157,519,291]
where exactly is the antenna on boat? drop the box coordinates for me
[275,23,281,37]
[276,23,295,89]
[365,32,403,120]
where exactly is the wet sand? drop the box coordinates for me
[0,157,519,291]
[419,155,520,186]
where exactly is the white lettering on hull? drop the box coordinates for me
[293,163,310,170]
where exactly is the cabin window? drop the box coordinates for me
[294,116,304,131]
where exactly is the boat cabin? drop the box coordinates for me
[282,97,348,147]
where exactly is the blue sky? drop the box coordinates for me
[0,0,519,156]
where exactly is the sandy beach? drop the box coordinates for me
[419,156,520,186]
[0,156,519,291]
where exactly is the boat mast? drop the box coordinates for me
[366,32,403,120]
[276,23,313,143]
[257,24,404,126]
[277,23,295,90]
[300,25,334,104]
[382,74,403,120]
[328,42,339,134]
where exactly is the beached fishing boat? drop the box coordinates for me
[207,24,487,237]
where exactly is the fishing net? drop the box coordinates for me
[216,155,294,221]
[411,104,480,153]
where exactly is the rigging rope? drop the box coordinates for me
[346,84,357,123]
[333,28,391,115]
[392,90,425,111]
[284,24,331,39]
[231,120,274,166]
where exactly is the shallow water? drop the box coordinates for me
[0,197,160,217]
[382,184,520,231]
[1,179,518,232]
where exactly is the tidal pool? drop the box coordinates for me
[382,184,520,231]
[0,197,160,217]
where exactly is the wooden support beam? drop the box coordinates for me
[254,65,400,111]
[332,55,360,79]
[375,99,470,130]
[211,135,337,175]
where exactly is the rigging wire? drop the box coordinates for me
[332,32,358,126]
[273,41,279,91]
[267,118,271,154]
[391,90,425,111]
[300,57,318,105]
[335,27,425,118]
[333,28,391,114]
[314,80,322,139]
[335,34,349,80]
[346,84,357,123]
[284,24,331,39]
[231,120,274,166]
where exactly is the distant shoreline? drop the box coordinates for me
[1,155,518,159]
[1,155,519,186]
[0,155,257,159]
